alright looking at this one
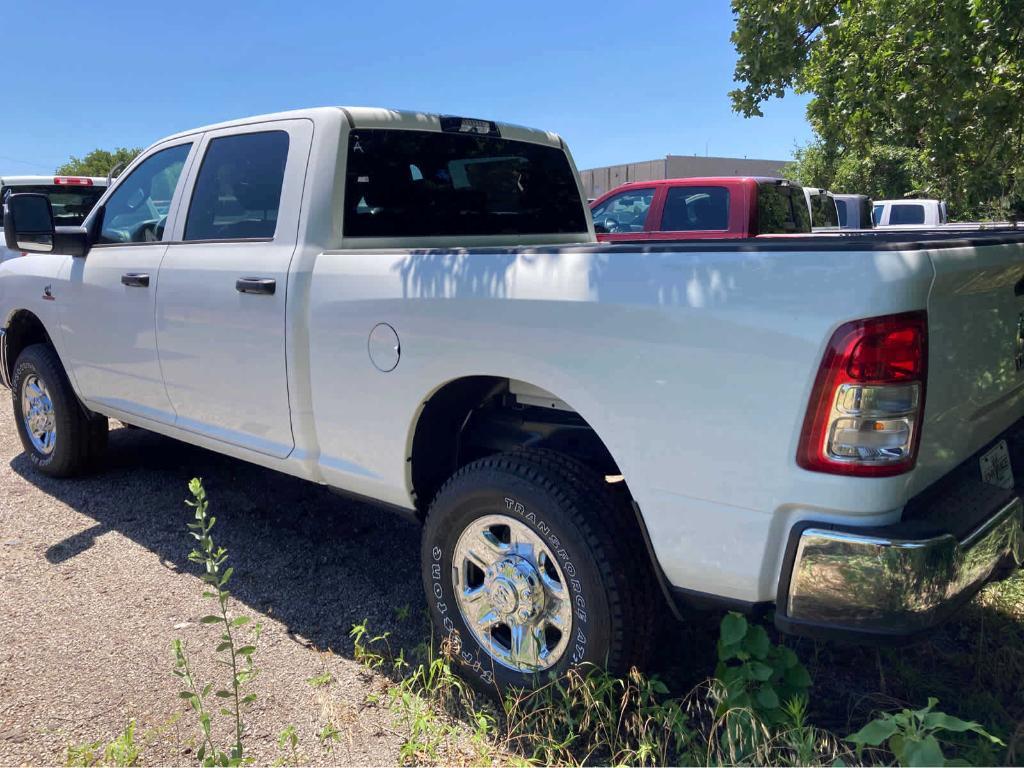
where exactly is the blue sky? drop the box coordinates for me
[2,0,812,173]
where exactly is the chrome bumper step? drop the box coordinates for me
[777,496,1024,640]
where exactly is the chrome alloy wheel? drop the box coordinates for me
[21,374,56,455]
[452,514,573,672]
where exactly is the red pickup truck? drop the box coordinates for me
[589,176,812,241]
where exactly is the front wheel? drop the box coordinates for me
[421,449,657,692]
[11,344,108,477]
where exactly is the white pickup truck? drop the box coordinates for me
[2,108,1023,691]
[874,198,949,227]
[0,176,108,262]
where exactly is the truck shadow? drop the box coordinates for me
[13,425,429,662]
[12,423,720,689]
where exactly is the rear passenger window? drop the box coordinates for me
[889,203,925,225]
[756,183,811,235]
[660,186,729,231]
[184,131,289,241]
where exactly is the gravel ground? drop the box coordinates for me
[0,408,430,766]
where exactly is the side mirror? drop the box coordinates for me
[593,220,608,234]
[3,193,92,258]
[4,193,54,253]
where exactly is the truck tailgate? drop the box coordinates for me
[912,236,1024,496]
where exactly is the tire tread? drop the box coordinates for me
[426,448,659,676]
[11,344,107,477]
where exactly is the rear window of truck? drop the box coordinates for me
[756,183,811,234]
[660,186,729,231]
[0,184,105,227]
[810,194,839,227]
[889,203,925,225]
[343,129,587,237]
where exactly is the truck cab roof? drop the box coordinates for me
[595,176,791,193]
[157,106,565,150]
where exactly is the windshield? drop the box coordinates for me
[0,184,105,227]
[343,129,587,237]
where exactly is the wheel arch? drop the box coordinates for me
[2,308,57,386]
[407,374,629,513]
[406,373,685,620]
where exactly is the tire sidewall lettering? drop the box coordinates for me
[428,492,593,682]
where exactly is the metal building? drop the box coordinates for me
[579,154,789,199]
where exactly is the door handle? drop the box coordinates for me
[121,273,150,288]
[236,277,276,295]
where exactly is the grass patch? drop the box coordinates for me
[345,603,1017,766]
[794,573,1024,765]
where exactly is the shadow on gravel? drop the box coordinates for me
[45,521,107,563]
[11,424,716,687]
[12,425,428,662]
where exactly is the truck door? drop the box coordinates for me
[58,140,197,423]
[154,119,312,458]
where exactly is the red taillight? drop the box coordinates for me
[53,176,93,186]
[797,311,927,477]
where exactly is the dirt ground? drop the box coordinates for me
[0,409,430,766]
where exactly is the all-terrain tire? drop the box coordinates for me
[11,344,108,477]
[421,448,658,692]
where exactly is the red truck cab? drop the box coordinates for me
[589,176,811,241]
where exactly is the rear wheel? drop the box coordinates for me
[11,344,107,477]
[421,449,657,692]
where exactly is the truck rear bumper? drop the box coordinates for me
[776,495,1023,641]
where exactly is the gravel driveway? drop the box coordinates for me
[0,409,430,765]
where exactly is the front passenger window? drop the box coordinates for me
[98,143,192,244]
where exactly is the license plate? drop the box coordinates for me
[980,440,1015,490]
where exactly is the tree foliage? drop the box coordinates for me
[56,147,142,178]
[731,0,1024,218]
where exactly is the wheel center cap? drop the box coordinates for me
[485,555,544,623]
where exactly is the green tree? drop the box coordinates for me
[783,141,929,201]
[731,0,1024,218]
[56,147,142,178]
